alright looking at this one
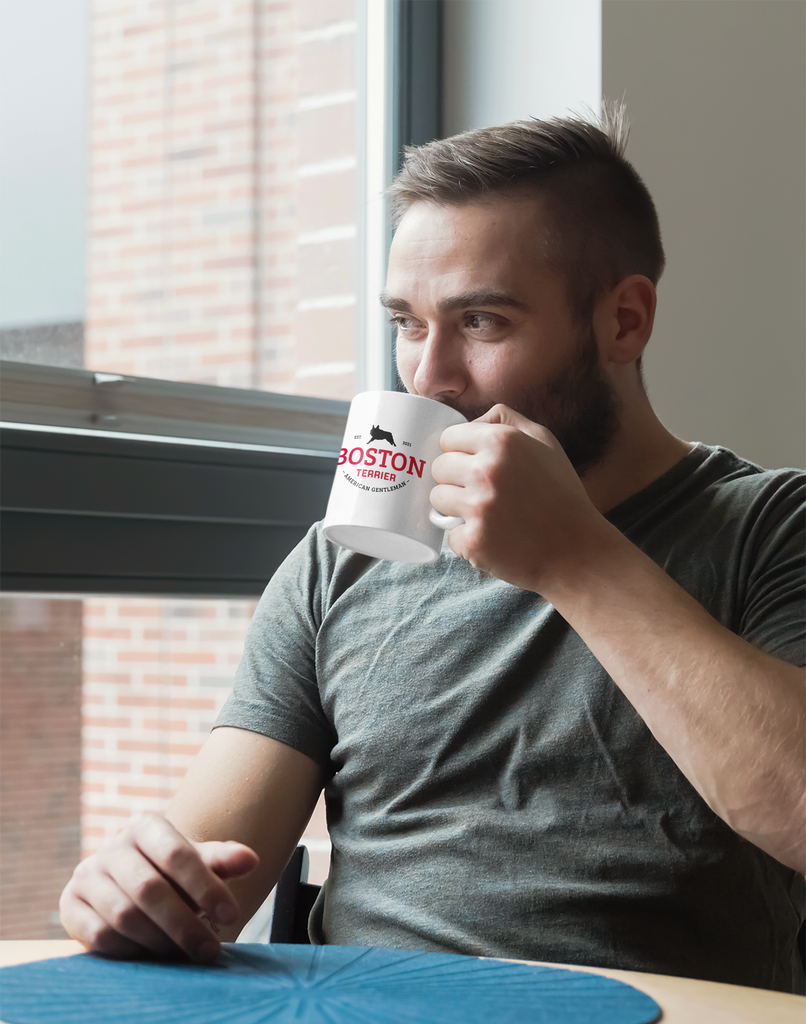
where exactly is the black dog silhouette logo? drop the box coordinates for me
[368,424,396,446]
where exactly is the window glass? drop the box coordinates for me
[0,594,330,941]
[0,0,362,942]
[0,0,87,355]
[0,596,82,940]
[0,0,360,403]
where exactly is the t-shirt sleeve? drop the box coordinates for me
[740,472,805,667]
[214,525,337,771]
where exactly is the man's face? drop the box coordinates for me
[383,197,620,473]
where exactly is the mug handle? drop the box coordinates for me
[428,508,464,531]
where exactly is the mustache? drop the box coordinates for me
[418,396,494,424]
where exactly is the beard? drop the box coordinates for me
[443,325,621,476]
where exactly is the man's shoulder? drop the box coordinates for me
[620,443,801,517]
[693,443,804,485]
[684,444,804,520]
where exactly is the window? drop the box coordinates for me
[0,0,442,940]
[3,0,361,399]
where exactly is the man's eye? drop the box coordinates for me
[466,313,496,330]
[389,315,418,331]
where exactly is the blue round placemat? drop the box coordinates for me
[0,943,661,1024]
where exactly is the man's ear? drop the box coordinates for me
[593,275,657,365]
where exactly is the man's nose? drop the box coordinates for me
[411,327,465,401]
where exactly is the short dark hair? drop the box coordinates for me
[387,105,665,321]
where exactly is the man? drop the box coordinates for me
[60,109,806,992]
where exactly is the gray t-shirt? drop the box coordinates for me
[216,444,805,992]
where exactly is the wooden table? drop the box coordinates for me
[1,940,803,1024]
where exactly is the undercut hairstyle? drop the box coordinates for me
[387,104,665,322]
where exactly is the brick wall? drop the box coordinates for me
[81,596,331,885]
[0,0,352,939]
[0,598,82,939]
[86,0,358,400]
[81,597,255,853]
[79,0,349,890]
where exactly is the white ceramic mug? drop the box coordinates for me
[322,390,467,562]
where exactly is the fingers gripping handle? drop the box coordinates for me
[429,508,464,531]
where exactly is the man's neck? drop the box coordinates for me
[581,400,694,515]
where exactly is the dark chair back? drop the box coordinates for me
[269,845,321,944]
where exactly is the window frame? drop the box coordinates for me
[0,0,443,599]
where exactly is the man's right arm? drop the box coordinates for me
[59,726,325,963]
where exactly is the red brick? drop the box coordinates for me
[168,652,217,664]
[202,256,254,270]
[118,784,177,800]
[175,330,220,344]
[142,719,189,732]
[117,605,163,617]
[85,805,140,817]
[201,350,254,365]
[122,22,162,37]
[143,763,194,777]
[84,761,131,773]
[117,740,202,756]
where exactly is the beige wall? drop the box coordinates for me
[443,0,805,469]
[603,0,805,470]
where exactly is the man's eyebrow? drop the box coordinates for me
[379,293,413,312]
[378,291,529,313]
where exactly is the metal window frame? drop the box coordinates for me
[0,0,443,599]
[393,0,443,164]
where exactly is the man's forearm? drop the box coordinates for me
[166,727,325,937]
[539,521,806,872]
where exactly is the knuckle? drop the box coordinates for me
[108,896,138,930]
[466,479,496,517]
[106,830,128,852]
[479,439,504,471]
[124,811,147,834]
[58,883,77,912]
[174,923,203,953]
[70,855,98,889]
[127,810,164,842]
[73,853,94,876]
[91,923,129,956]
[479,460,501,491]
[58,894,78,933]
[461,521,484,554]
[162,842,194,877]
[130,870,165,904]
[129,810,161,836]
[495,424,520,453]
[465,499,485,524]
